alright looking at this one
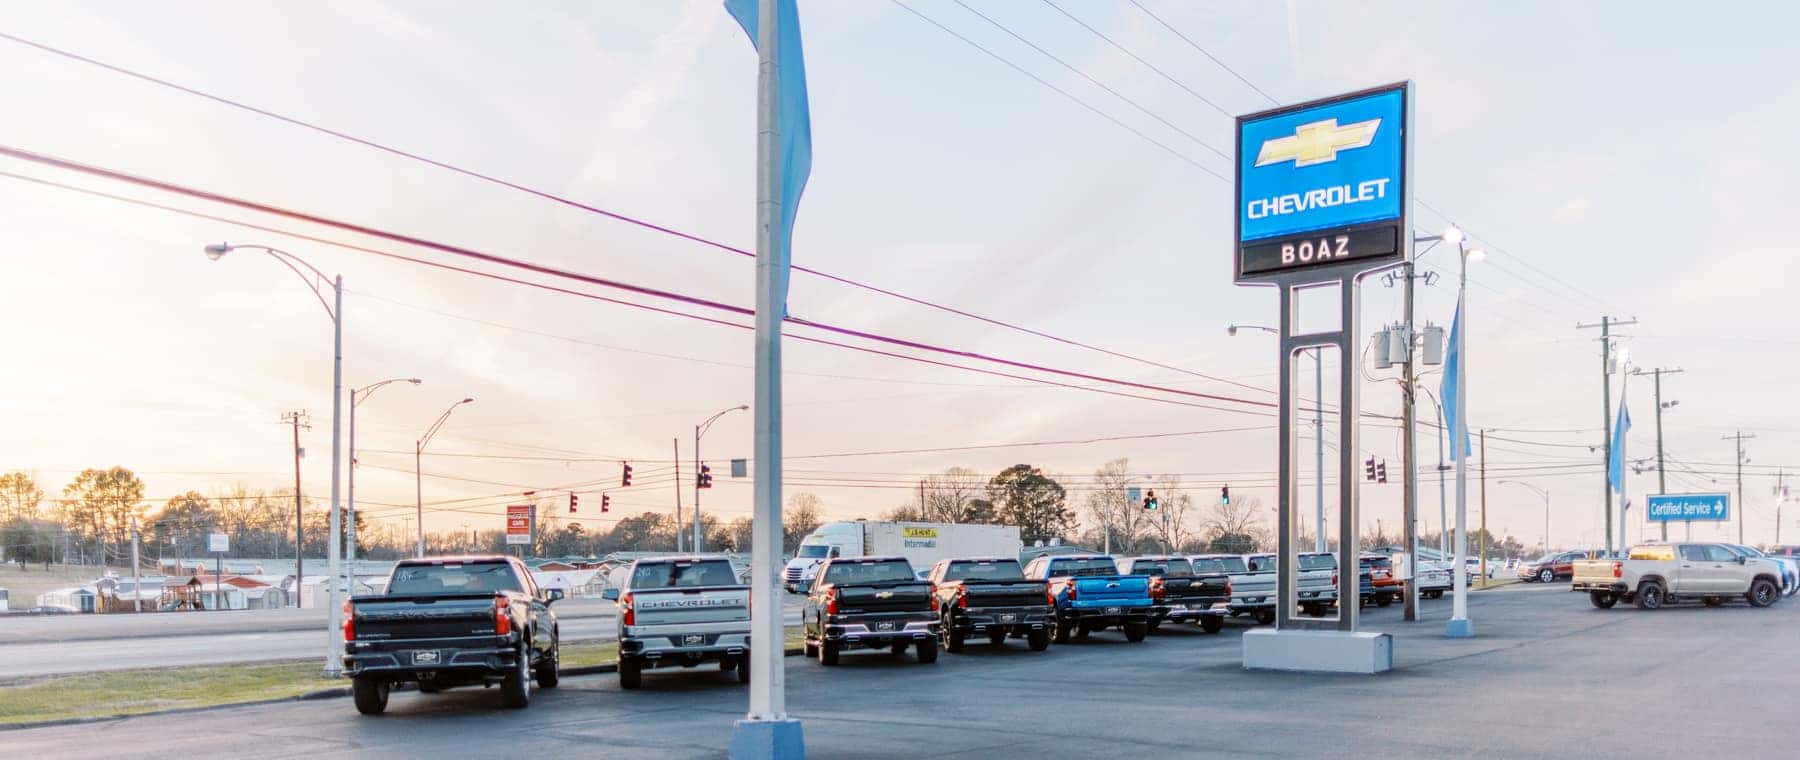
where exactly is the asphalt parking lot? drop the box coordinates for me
[8,584,1795,759]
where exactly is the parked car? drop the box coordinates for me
[1295,552,1338,616]
[1362,555,1399,606]
[1024,554,1155,643]
[1414,562,1453,599]
[927,557,1055,652]
[342,556,561,715]
[1119,556,1229,634]
[610,556,750,689]
[802,556,939,665]
[1571,543,1785,609]
[1196,553,1273,624]
[1519,551,1586,583]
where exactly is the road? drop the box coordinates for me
[6,584,1795,758]
[0,597,805,677]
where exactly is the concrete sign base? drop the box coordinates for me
[1446,618,1474,638]
[1243,628,1393,674]
[730,718,805,760]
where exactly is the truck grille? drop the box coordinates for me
[784,567,803,585]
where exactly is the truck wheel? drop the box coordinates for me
[803,638,818,658]
[737,653,751,684]
[1539,569,1555,583]
[1075,624,1091,641]
[1146,619,1162,634]
[1634,582,1665,610]
[944,616,966,653]
[352,677,388,715]
[1747,579,1779,608]
[1027,628,1051,651]
[619,657,643,690]
[1053,621,1073,644]
[1702,596,1724,607]
[1123,620,1149,642]
[1376,593,1393,607]
[818,640,840,667]
[988,630,1007,647]
[1255,609,1276,625]
[535,637,560,689]
[1201,615,1224,634]
[916,638,939,664]
[500,647,531,709]
[1589,592,1618,609]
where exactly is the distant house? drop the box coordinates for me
[531,569,604,598]
[95,577,170,613]
[37,586,98,613]
[532,561,579,572]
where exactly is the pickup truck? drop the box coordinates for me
[1024,554,1155,643]
[803,556,940,665]
[1295,552,1338,616]
[342,556,561,715]
[1361,554,1399,606]
[928,557,1055,652]
[1195,553,1274,625]
[610,556,750,689]
[1119,556,1229,634]
[1571,543,1785,610]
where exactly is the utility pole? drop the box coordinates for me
[281,410,310,608]
[1479,430,1488,584]
[1776,471,1787,545]
[1633,367,1682,540]
[673,438,684,553]
[1397,261,1422,623]
[1724,431,1754,544]
[1576,316,1637,555]
[130,516,142,613]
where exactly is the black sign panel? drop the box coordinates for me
[1240,224,1398,277]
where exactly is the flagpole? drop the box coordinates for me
[1448,243,1472,638]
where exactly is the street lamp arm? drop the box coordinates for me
[1498,479,1549,500]
[698,404,750,438]
[208,243,337,321]
[354,377,423,408]
[419,398,473,449]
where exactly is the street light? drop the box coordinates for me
[1417,384,1450,558]
[1228,324,1324,553]
[695,404,749,553]
[348,377,422,565]
[1499,480,1551,556]
[205,242,344,676]
[1412,227,1482,635]
[416,397,475,557]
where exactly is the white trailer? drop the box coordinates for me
[783,521,1022,591]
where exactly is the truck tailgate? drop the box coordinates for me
[1072,576,1150,602]
[630,586,750,627]
[836,581,934,613]
[351,594,496,640]
[1162,575,1229,601]
[960,580,1051,608]
[1571,560,1620,587]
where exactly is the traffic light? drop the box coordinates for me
[569,492,579,513]
[1143,489,1159,511]
[621,461,633,487]
[698,463,713,489]
[1365,457,1377,482]
[601,494,611,513]
[1221,484,1230,505]
[1376,460,1388,484]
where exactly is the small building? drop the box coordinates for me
[37,586,98,613]
[531,569,605,598]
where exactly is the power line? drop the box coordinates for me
[1123,0,1279,105]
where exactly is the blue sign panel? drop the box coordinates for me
[1239,88,1405,242]
[1645,493,1730,522]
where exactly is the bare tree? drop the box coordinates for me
[1204,494,1266,547]
[1150,475,1200,554]
[920,467,990,523]
[784,492,825,552]
[1082,459,1150,553]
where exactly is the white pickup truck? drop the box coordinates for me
[1571,542,1786,610]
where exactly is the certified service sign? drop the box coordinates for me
[1235,83,1410,282]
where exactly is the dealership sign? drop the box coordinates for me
[1235,83,1410,282]
[1646,493,1730,522]
[506,504,532,545]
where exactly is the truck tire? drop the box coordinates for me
[1254,609,1276,625]
[1376,593,1393,607]
[1146,619,1162,634]
[1539,568,1555,583]
[1027,628,1051,651]
[916,638,939,663]
[1201,615,1224,634]
[1589,592,1618,609]
[535,636,560,689]
[619,657,643,690]
[944,614,966,653]
[803,638,818,658]
[818,640,840,667]
[737,653,751,684]
[352,677,388,715]
[1634,581,1665,610]
[1053,621,1073,644]
[1747,579,1779,608]
[500,646,531,709]
[1123,620,1149,642]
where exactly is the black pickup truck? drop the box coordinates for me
[927,557,1055,652]
[803,556,940,665]
[1120,556,1230,634]
[342,556,561,714]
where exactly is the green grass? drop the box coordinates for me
[0,661,331,726]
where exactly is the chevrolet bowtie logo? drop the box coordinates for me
[1255,117,1381,168]
[875,591,893,599]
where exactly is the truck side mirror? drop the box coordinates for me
[1737,556,1748,564]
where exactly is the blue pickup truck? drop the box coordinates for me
[1022,554,1155,644]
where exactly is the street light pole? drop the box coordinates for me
[1500,480,1550,555]
[347,377,423,565]
[696,405,749,553]
[416,398,475,557]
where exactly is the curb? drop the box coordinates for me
[0,647,805,732]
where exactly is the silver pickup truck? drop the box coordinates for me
[611,556,751,689]
[1193,553,1275,625]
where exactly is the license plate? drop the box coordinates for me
[1248,597,1266,603]
[999,614,1017,623]
[1300,592,1316,598]
[1104,606,1122,615]
[410,650,439,665]
[683,634,704,646]
[875,621,896,631]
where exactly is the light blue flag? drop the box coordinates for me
[1608,382,1632,492]
[725,0,812,309]
[1440,297,1473,461]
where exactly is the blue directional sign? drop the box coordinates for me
[1235,83,1409,281]
[1645,493,1730,522]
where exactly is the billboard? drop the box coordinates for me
[1645,493,1730,522]
[506,504,533,545]
[1235,83,1410,282]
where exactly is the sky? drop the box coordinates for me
[3,1,1799,553]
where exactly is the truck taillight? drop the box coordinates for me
[619,592,635,626]
[1148,577,1165,603]
[929,583,940,612]
[494,597,512,636]
[956,590,967,609]
[1046,583,1057,606]
[1065,581,1077,602]
[1612,561,1623,579]
[825,587,840,616]
[1331,573,1338,588]
[342,600,354,642]
[1226,581,1233,597]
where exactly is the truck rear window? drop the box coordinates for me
[1246,555,1276,572]
[944,560,1023,581]
[823,560,915,584]
[1131,560,1193,577]
[1193,557,1246,574]
[630,560,739,589]
[1628,546,1675,560]
[1299,554,1336,571]
[1048,558,1118,577]
[389,562,520,595]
